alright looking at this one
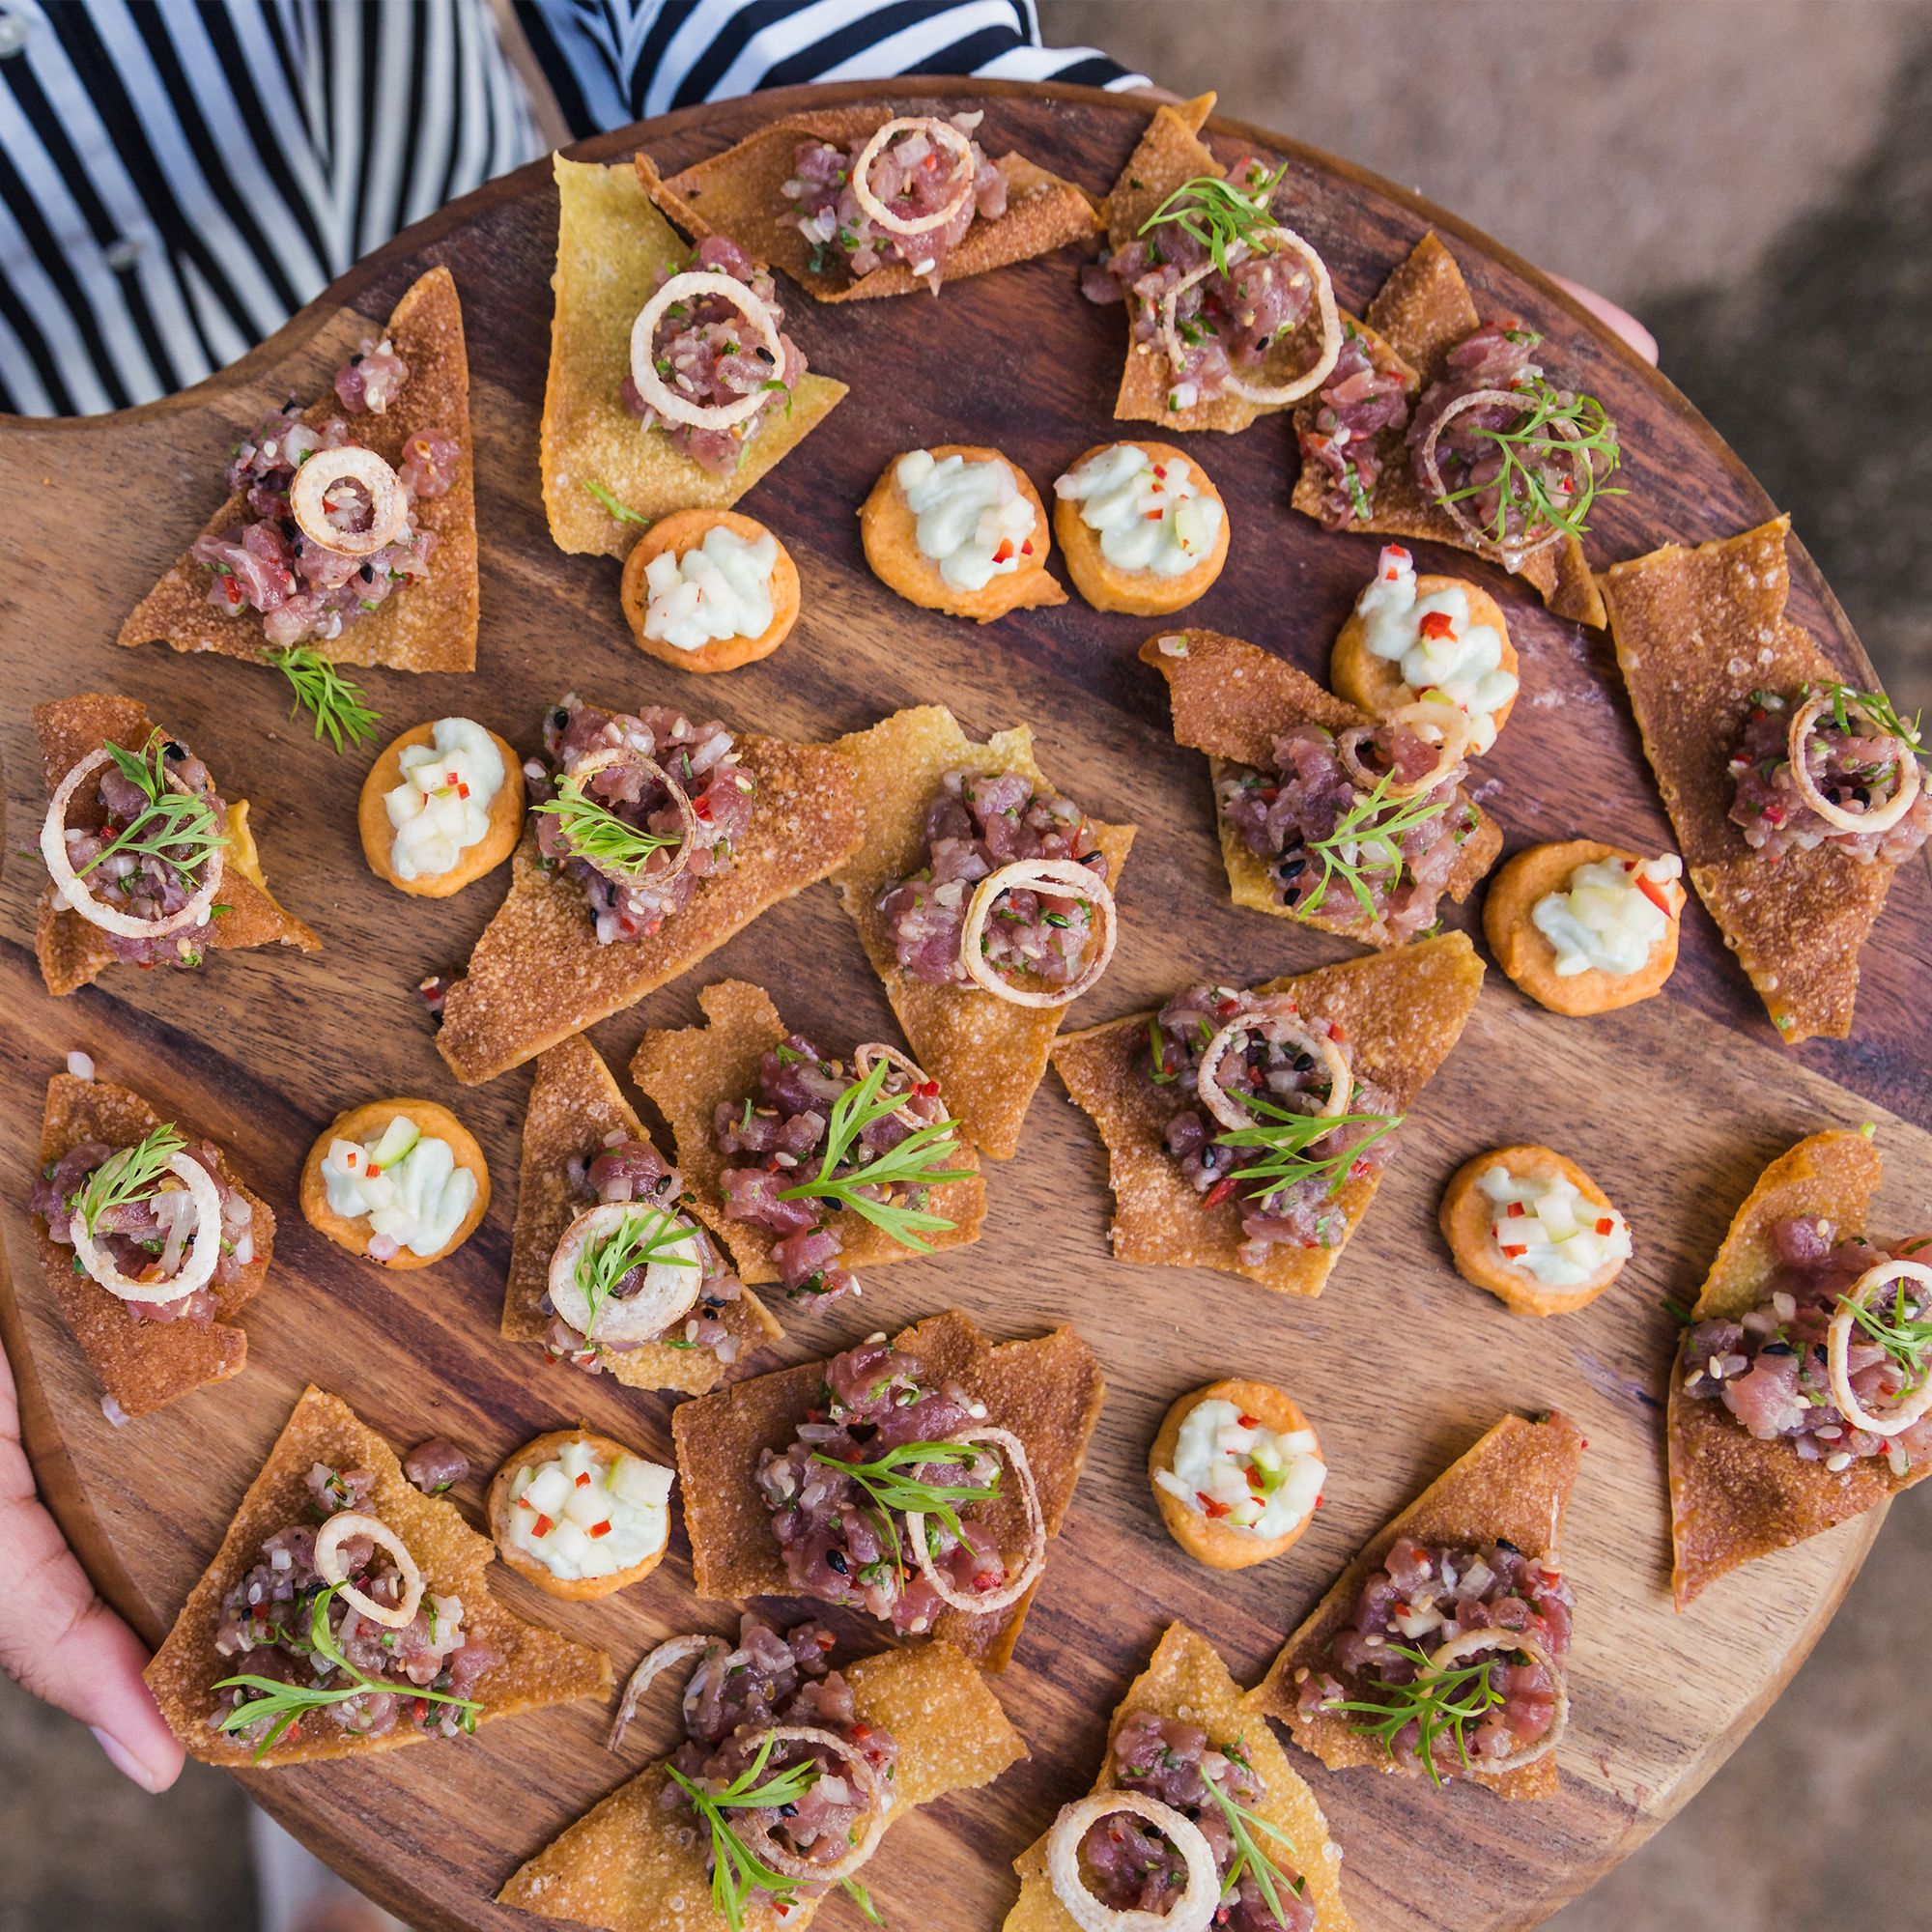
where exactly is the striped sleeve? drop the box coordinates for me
[515,0,1147,137]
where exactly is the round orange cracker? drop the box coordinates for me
[1052,440,1230,615]
[300,1097,490,1269]
[1440,1143,1629,1317]
[1330,572,1518,744]
[487,1427,670,1601]
[1485,838,1681,1017]
[859,443,1065,622]
[357,721,525,898]
[618,508,801,673]
[1148,1377,1321,1571]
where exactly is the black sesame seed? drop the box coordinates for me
[826,1548,849,1576]
[163,740,187,761]
[552,708,570,730]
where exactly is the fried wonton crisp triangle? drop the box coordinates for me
[497,1639,1024,1932]
[1051,933,1485,1295]
[543,156,847,557]
[118,266,478,671]
[503,1033,780,1392]
[145,1387,610,1768]
[1248,1411,1585,1801]
[829,706,1136,1159]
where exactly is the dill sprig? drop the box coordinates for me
[811,1438,1000,1586]
[1839,1281,1932,1384]
[531,774,685,881]
[83,733,228,882]
[777,1059,973,1251]
[1292,771,1456,923]
[1212,1094,1404,1206]
[1805,680,1924,755]
[263,645,383,752]
[666,1727,822,1932]
[213,1586,480,1762]
[71,1122,185,1236]
[1197,1743,1306,1926]
[1435,377,1624,545]
[1324,1645,1507,1789]
[583,478,651,526]
[577,1207,698,1340]
[1140,162,1289,277]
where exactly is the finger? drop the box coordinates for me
[0,1339,185,1792]
[1549,273,1659,366]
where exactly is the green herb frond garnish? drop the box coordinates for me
[1435,377,1624,544]
[1804,680,1924,754]
[577,1207,698,1339]
[777,1058,973,1251]
[1139,162,1290,277]
[583,478,651,526]
[531,774,685,880]
[263,645,383,752]
[1838,1282,1932,1384]
[1294,772,1454,923]
[213,1586,481,1762]
[1198,1745,1305,1923]
[72,1122,185,1236]
[810,1439,999,1585]
[1212,1095,1403,1205]
[665,1727,822,1932]
[1324,1645,1506,1789]
[85,733,229,880]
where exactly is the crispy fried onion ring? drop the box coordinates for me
[736,1725,893,1883]
[629,271,785,432]
[1788,691,1923,836]
[960,860,1118,1008]
[41,746,226,939]
[1419,1628,1569,1775]
[608,1632,714,1752]
[69,1149,222,1303]
[1828,1258,1932,1437]
[561,744,697,888]
[850,116,977,238]
[903,1427,1045,1616]
[1338,700,1473,801]
[1045,1790,1220,1932]
[852,1042,942,1129]
[1195,1005,1351,1132]
[1158,225,1341,408]
[1416,387,1586,568]
[289,445,409,556]
[315,1511,425,1630]
[548,1201,702,1346]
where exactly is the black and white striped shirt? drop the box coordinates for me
[0,0,1141,416]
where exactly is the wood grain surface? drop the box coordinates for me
[4,79,1930,1932]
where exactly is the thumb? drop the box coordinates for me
[0,1341,185,1792]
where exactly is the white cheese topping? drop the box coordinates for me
[1053,443,1223,579]
[1480,1163,1631,1288]
[384,718,505,881]
[321,1114,476,1258]
[1153,1397,1324,1537]
[642,523,780,651]
[896,447,1037,592]
[506,1439,672,1580]
[1352,545,1519,752]
[1531,851,1683,977]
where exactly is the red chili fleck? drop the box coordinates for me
[1418,611,1458,640]
[1635,874,1680,918]
[1327,1018,1347,1041]
[575,1471,591,1487]
[1203,1175,1238,1209]
[1596,1217,1615,1236]
[1507,1202,1526,1218]
[917,1080,940,1097]
[1246,1467,1265,1490]
[588,1520,612,1538]
[1236,1414,1259,1430]
[992,539,1014,563]
[1198,1492,1233,1519]
[1021,539,1034,555]
[531,1514,553,1537]
[1145,508,1165,521]
[1501,1244,1528,1260]
[693,794,713,820]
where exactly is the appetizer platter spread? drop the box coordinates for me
[4,79,1932,1932]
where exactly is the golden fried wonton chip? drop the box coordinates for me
[1248,1411,1585,1801]
[1006,1622,1356,1932]
[543,156,848,557]
[32,1072,274,1418]
[498,1638,1025,1932]
[639,105,1098,304]
[145,1387,611,1767]
[630,979,986,1282]
[1291,232,1605,626]
[435,730,863,1084]
[118,267,479,670]
[1050,934,1485,1296]
[31,693,319,997]
[671,1309,1103,1670]
[829,705,1135,1159]
[502,1033,780,1393]
[1139,630,1501,948]
[1602,516,1912,1045]
[1665,1129,1922,1607]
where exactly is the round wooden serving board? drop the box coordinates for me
[4,79,1931,1932]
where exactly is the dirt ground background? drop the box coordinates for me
[5,3,1929,1929]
